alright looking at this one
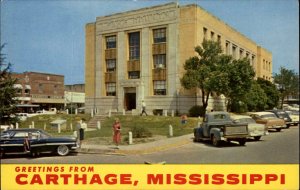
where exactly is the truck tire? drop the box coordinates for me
[212,135,220,147]
[238,139,246,146]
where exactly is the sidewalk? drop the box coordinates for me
[78,133,194,155]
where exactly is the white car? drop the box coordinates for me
[285,110,299,126]
[231,115,269,141]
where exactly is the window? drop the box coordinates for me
[153,28,166,43]
[128,32,140,60]
[239,49,244,58]
[210,31,215,40]
[128,71,140,79]
[232,45,237,59]
[217,35,221,43]
[153,54,166,68]
[106,59,116,72]
[106,36,116,49]
[153,80,166,95]
[106,83,116,96]
[54,85,57,94]
[38,84,43,93]
[225,41,230,55]
[203,27,208,39]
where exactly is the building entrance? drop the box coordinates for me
[124,87,136,111]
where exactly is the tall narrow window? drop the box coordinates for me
[153,28,166,43]
[153,54,166,69]
[129,32,140,60]
[106,59,116,72]
[232,45,237,59]
[106,36,116,49]
[106,83,116,96]
[225,41,230,55]
[203,27,207,39]
[153,80,166,95]
[210,31,215,40]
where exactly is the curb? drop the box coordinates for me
[78,139,191,155]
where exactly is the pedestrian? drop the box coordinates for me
[24,133,31,152]
[181,114,188,124]
[112,118,121,149]
[140,100,148,116]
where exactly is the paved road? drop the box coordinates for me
[1,126,298,164]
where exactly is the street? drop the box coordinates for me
[1,126,298,164]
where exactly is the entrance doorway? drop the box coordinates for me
[124,87,136,111]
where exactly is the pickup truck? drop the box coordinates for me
[194,111,249,147]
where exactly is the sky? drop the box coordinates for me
[0,0,299,84]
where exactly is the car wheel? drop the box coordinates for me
[212,135,220,147]
[238,139,246,146]
[286,124,290,129]
[254,136,261,141]
[276,128,282,132]
[57,145,70,156]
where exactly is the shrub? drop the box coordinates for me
[189,105,205,117]
[131,125,152,138]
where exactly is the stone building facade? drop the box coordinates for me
[85,3,272,115]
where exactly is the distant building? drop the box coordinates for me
[12,72,65,112]
[64,84,85,110]
[85,3,273,114]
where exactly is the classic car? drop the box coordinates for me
[0,128,79,157]
[194,111,249,147]
[249,112,286,132]
[231,115,269,141]
[267,109,297,128]
[285,110,299,126]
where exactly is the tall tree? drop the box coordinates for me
[273,67,299,108]
[256,77,280,110]
[223,58,255,112]
[244,80,268,111]
[0,44,18,124]
[180,39,228,114]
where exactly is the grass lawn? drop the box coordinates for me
[17,114,201,145]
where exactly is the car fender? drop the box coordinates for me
[210,128,222,140]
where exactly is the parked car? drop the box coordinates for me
[267,109,297,128]
[249,112,286,132]
[0,128,79,157]
[285,110,299,126]
[231,115,269,141]
[194,111,249,146]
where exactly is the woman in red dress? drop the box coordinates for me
[112,118,121,148]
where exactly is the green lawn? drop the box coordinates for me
[17,114,201,142]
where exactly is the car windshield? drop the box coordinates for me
[277,112,288,118]
[261,114,276,118]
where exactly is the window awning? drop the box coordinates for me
[13,84,23,89]
[25,85,31,89]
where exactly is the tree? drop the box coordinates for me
[244,80,268,111]
[180,39,228,115]
[256,78,280,110]
[273,67,299,108]
[223,58,255,112]
[0,44,18,124]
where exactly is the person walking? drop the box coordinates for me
[112,118,121,149]
[140,100,148,116]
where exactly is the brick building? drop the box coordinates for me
[12,72,65,112]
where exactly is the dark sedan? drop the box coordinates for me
[0,128,79,157]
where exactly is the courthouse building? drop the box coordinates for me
[85,3,272,114]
